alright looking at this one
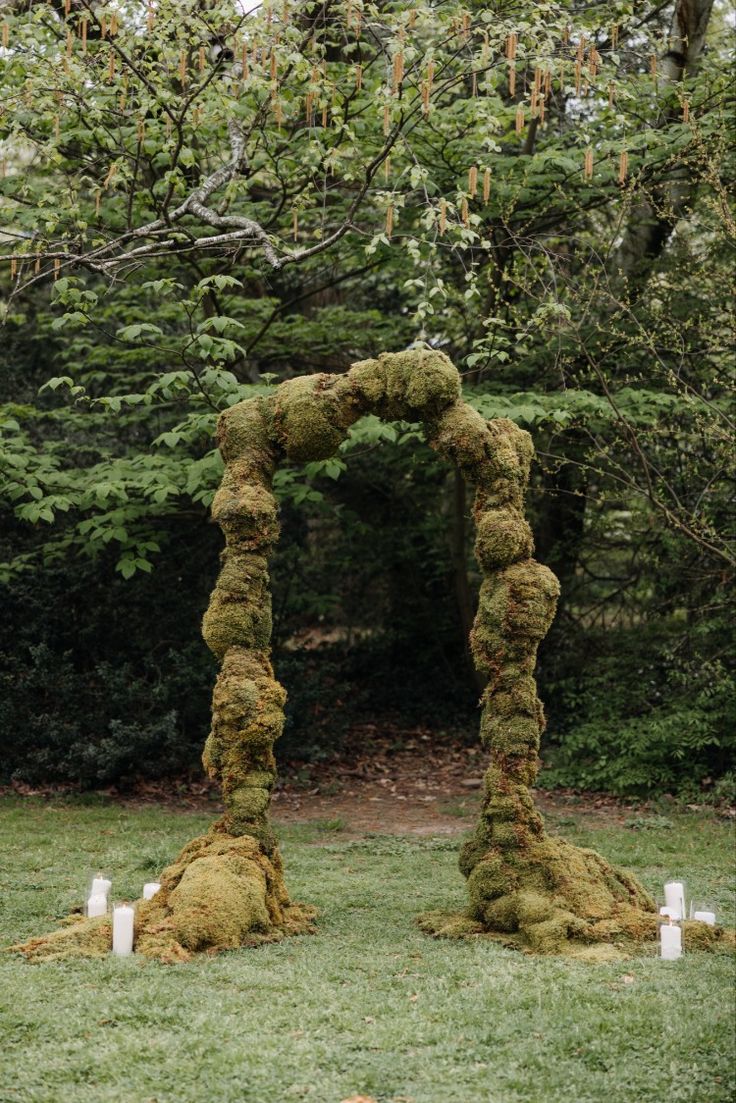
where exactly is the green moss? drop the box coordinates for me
[348,349,460,421]
[416,911,484,939]
[133,833,315,962]
[273,374,359,461]
[211,473,279,552]
[480,712,540,754]
[9,915,112,963]
[426,401,491,479]
[455,832,663,955]
[202,555,273,660]
[203,647,286,834]
[475,508,534,570]
[217,396,277,467]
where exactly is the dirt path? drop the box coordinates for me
[271,733,638,836]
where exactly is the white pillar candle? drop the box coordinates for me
[91,875,112,897]
[86,893,108,918]
[664,881,686,920]
[659,921,682,960]
[112,905,135,956]
[693,910,716,926]
[142,882,161,900]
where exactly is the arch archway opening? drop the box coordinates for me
[21,350,715,964]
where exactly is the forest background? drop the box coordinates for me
[0,0,733,802]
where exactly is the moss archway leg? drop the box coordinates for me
[422,410,662,956]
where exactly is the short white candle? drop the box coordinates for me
[693,910,716,926]
[142,882,161,901]
[664,881,686,920]
[86,893,108,918]
[112,905,135,956]
[659,920,682,960]
[91,875,112,897]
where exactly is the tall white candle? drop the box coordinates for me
[664,881,685,920]
[91,875,112,897]
[86,893,108,918]
[112,905,135,956]
[659,920,682,960]
[142,882,161,901]
[693,910,716,926]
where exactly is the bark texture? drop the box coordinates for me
[13,349,733,963]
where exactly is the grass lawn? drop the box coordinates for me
[1,795,734,1103]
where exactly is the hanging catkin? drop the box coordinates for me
[392,50,404,93]
[468,165,478,198]
[583,148,593,179]
[483,167,491,202]
[618,150,628,183]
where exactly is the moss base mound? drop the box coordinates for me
[419,834,735,958]
[11,832,315,965]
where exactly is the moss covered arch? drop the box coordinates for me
[16,350,731,963]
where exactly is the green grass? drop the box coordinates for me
[1,797,734,1103]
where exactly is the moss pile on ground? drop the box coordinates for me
[10,916,113,964]
[12,349,731,963]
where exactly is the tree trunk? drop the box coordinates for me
[612,0,715,289]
